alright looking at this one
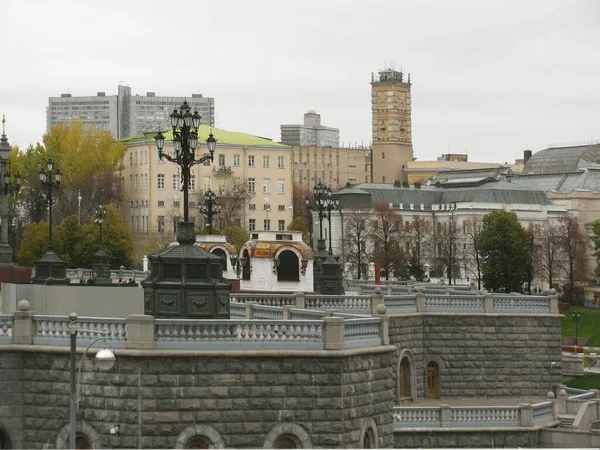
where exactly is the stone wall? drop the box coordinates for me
[0,353,23,449]
[0,347,395,449]
[389,314,563,398]
[394,429,540,448]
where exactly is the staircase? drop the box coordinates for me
[558,414,576,429]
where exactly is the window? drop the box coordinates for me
[248,177,256,193]
[189,174,196,191]
[158,201,165,207]
[278,220,285,231]
[382,176,386,183]
[277,179,285,194]
[382,152,385,159]
[278,205,285,211]
[157,174,165,189]
[129,175,133,189]
[263,155,270,168]
[203,176,210,191]
[129,153,133,165]
[135,175,138,189]
[172,174,181,190]
[218,154,225,166]
[233,154,240,166]
[173,217,180,233]
[173,201,180,208]
[134,152,138,164]
[249,204,256,210]
[249,219,256,231]
[278,156,285,168]
[158,216,165,233]
[263,178,270,193]
[248,155,255,167]
[264,219,271,231]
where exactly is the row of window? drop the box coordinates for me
[248,204,287,211]
[245,155,285,168]
[248,219,286,232]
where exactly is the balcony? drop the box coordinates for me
[212,165,233,176]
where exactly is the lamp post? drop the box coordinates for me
[91,204,111,285]
[94,205,107,249]
[77,189,82,225]
[154,101,217,230]
[304,196,314,249]
[572,311,581,350]
[0,116,21,265]
[325,191,340,255]
[68,312,116,449]
[33,159,69,284]
[200,188,221,234]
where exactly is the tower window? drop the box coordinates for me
[382,152,385,159]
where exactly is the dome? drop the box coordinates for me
[307,106,317,114]
[524,144,600,174]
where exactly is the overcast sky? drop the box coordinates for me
[2,0,599,163]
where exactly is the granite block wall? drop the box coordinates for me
[394,429,540,448]
[0,352,23,449]
[389,314,563,398]
[0,348,396,449]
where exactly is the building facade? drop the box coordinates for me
[121,126,293,257]
[281,109,340,147]
[371,69,414,184]
[47,85,214,139]
[291,145,372,190]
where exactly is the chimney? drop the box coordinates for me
[524,150,532,164]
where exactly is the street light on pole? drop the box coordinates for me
[94,205,108,250]
[39,158,62,251]
[0,116,21,265]
[200,188,221,234]
[68,312,116,449]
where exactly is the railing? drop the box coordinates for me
[229,293,296,307]
[65,268,148,283]
[385,295,417,313]
[494,295,550,313]
[289,308,326,321]
[230,302,246,319]
[424,294,485,312]
[155,319,324,350]
[344,318,381,349]
[305,294,371,311]
[251,304,284,320]
[0,314,12,344]
[393,402,556,429]
[33,315,127,348]
[450,406,520,427]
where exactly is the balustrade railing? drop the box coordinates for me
[0,314,12,343]
[424,294,485,312]
[154,319,324,350]
[393,407,441,428]
[493,295,550,313]
[384,295,417,313]
[250,304,284,320]
[229,293,296,307]
[450,406,520,427]
[532,401,554,426]
[344,318,381,348]
[305,294,371,311]
[66,268,148,283]
[230,302,246,319]
[33,315,126,347]
[289,308,326,321]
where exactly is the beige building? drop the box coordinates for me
[291,145,372,189]
[121,126,293,255]
[371,68,414,184]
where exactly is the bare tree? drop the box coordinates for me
[436,210,462,285]
[342,205,371,279]
[539,222,562,289]
[406,215,432,280]
[371,203,405,280]
[463,215,484,289]
[558,215,590,302]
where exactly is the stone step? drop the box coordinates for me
[557,414,576,429]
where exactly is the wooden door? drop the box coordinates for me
[427,361,439,399]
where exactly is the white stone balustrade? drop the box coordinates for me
[305,294,371,311]
[33,315,126,347]
[0,314,12,343]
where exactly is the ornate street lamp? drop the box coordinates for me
[200,188,221,234]
[0,116,21,265]
[33,159,69,284]
[91,204,111,285]
[145,103,230,319]
[94,205,108,249]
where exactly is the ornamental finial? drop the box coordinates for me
[1,115,5,135]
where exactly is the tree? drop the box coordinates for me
[221,222,250,250]
[342,206,371,279]
[558,215,590,302]
[53,215,84,267]
[287,217,310,244]
[539,222,562,289]
[436,211,462,285]
[406,215,432,281]
[592,220,600,277]
[478,211,529,293]
[16,222,49,267]
[463,216,484,289]
[371,203,404,280]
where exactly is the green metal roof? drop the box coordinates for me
[121,124,288,148]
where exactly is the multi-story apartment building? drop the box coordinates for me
[121,125,293,252]
[291,145,372,189]
[47,85,214,139]
[371,68,414,184]
[281,109,340,147]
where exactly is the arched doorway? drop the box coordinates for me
[212,248,227,272]
[427,361,439,399]
[277,250,299,282]
[242,249,251,280]
[75,433,93,449]
[399,357,411,399]
[0,425,12,449]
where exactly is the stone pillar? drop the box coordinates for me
[12,300,35,345]
[245,302,255,319]
[358,284,363,295]
[415,287,425,312]
[387,285,393,296]
[323,316,345,350]
[283,305,292,320]
[371,287,384,314]
[520,403,533,427]
[294,292,306,309]
[379,315,389,345]
[549,293,559,314]
[439,404,451,427]
[483,293,494,313]
[125,315,155,350]
[557,389,568,415]
[143,255,149,272]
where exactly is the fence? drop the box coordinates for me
[393,401,556,429]
[66,268,148,283]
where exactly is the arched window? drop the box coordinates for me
[75,433,93,449]
[427,361,439,399]
[277,250,299,282]
[212,248,227,271]
[399,357,411,398]
[0,425,12,449]
[362,427,375,448]
[274,435,297,449]
[185,436,210,449]
[242,249,251,280]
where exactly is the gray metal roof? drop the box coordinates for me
[523,144,600,174]
[337,180,553,210]
[509,168,600,193]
